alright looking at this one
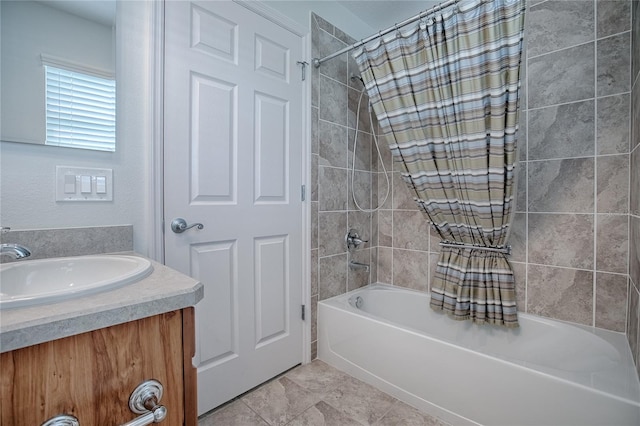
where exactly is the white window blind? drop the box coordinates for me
[45,65,116,152]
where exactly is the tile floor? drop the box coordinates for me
[198,360,450,426]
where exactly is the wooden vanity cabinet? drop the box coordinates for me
[0,308,197,426]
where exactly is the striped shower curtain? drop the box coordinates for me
[353,0,525,327]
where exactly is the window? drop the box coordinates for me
[44,65,116,151]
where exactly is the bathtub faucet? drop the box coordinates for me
[0,244,32,259]
[345,229,368,252]
[349,261,370,272]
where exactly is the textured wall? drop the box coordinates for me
[310,13,378,358]
[509,0,631,331]
[311,1,635,361]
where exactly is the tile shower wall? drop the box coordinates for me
[510,0,631,332]
[311,2,637,359]
[310,13,378,358]
[629,0,640,375]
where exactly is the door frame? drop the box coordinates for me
[146,0,312,364]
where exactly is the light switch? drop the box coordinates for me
[80,175,92,193]
[96,176,107,194]
[56,166,112,202]
[64,175,76,194]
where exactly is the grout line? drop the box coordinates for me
[527,38,595,61]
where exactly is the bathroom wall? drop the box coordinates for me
[512,0,631,333]
[0,2,155,256]
[310,13,383,358]
[311,0,636,361]
[373,0,633,333]
[629,0,640,376]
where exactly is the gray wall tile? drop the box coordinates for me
[312,13,334,35]
[527,265,594,325]
[528,1,594,57]
[393,248,429,292]
[319,75,348,126]
[627,283,639,366]
[318,212,348,257]
[518,110,527,161]
[597,32,631,97]
[378,210,393,247]
[318,120,348,168]
[348,211,371,239]
[528,158,595,213]
[311,249,318,296]
[311,295,318,342]
[392,172,417,210]
[596,214,629,274]
[315,30,347,84]
[510,212,527,263]
[318,166,348,211]
[596,272,628,332]
[598,0,631,38]
[311,107,319,155]
[597,94,630,155]
[348,248,371,291]
[393,210,431,251]
[349,171,372,210]
[311,154,318,202]
[318,254,347,300]
[511,262,527,312]
[348,130,372,173]
[631,215,640,286]
[377,247,393,284]
[633,83,640,152]
[528,213,594,269]
[528,100,595,160]
[516,163,527,212]
[528,43,595,108]
[633,0,640,83]
[348,87,373,132]
[632,147,640,215]
[311,202,319,249]
[597,154,629,213]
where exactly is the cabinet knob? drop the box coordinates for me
[120,379,167,426]
[42,415,80,426]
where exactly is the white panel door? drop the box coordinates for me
[163,0,304,415]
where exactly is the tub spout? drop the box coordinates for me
[349,261,370,272]
[0,243,31,259]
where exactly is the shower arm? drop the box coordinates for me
[312,0,459,68]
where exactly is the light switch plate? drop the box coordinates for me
[56,166,113,201]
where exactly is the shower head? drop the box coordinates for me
[350,73,364,84]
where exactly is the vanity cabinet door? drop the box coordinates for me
[0,309,196,425]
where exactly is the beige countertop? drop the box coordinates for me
[0,254,203,353]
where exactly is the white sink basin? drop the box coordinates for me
[0,255,153,309]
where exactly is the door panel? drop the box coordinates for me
[190,74,237,204]
[164,0,303,415]
[190,241,238,367]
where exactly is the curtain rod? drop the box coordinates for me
[312,0,460,68]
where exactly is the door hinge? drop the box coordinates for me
[296,61,309,81]
[301,304,306,321]
[301,185,306,201]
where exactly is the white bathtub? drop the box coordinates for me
[318,284,640,426]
